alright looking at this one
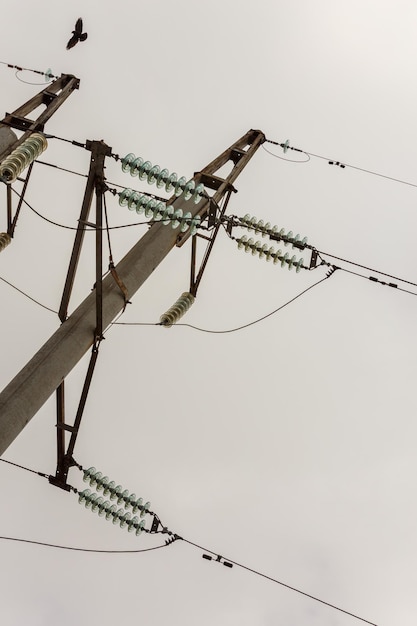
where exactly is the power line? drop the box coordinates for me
[0,457,49,478]
[182,538,379,626]
[0,274,58,314]
[265,137,417,189]
[0,536,170,554]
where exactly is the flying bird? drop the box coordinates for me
[66,18,88,50]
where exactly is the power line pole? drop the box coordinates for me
[0,126,265,458]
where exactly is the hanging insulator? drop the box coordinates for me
[160,291,195,327]
[0,232,11,252]
[120,153,206,203]
[118,189,201,235]
[236,236,305,272]
[0,133,47,183]
[237,214,308,250]
[82,469,150,515]
[81,489,148,536]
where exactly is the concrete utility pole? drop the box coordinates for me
[0,128,265,456]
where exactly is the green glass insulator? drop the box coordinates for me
[83,467,96,482]
[296,258,304,273]
[171,208,182,229]
[89,471,102,487]
[128,516,139,533]
[240,213,251,226]
[145,198,158,218]
[121,153,135,173]
[281,252,289,267]
[103,480,116,497]
[130,157,144,177]
[127,493,137,508]
[193,183,205,204]
[165,172,178,193]
[156,168,169,189]
[259,243,269,259]
[140,501,151,518]
[78,489,91,504]
[110,485,123,501]
[175,176,187,197]
[273,249,283,265]
[98,500,111,517]
[112,508,125,525]
[127,192,140,211]
[265,246,275,262]
[138,160,152,181]
[162,206,174,225]
[105,504,117,521]
[248,216,258,232]
[179,211,193,233]
[245,237,254,253]
[92,496,104,513]
[284,231,293,246]
[183,180,195,201]
[190,215,201,236]
[278,228,286,240]
[86,493,99,509]
[251,240,261,256]
[263,223,271,237]
[117,489,130,506]
[147,165,160,185]
[153,201,166,221]
[287,255,297,270]
[119,511,132,529]
[136,520,146,536]
[238,236,248,250]
[254,220,265,235]
[119,189,133,207]
[132,497,143,514]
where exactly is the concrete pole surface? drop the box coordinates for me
[0,196,205,456]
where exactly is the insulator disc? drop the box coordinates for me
[179,211,192,233]
[140,501,151,518]
[117,489,130,505]
[78,489,91,504]
[130,157,144,177]
[162,205,174,225]
[103,480,116,497]
[135,520,146,536]
[156,168,169,189]
[171,208,182,229]
[193,183,205,204]
[190,215,201,236]
[92,496,104,512]
[119,511,132,528]
[121,153,135,173]
[175,176,187,197]
[112,508,125,525]
[132,497,143,514]
[105,504,117,521]
[138,160,152,181]
[83,467,96,482]
[273,249,283,265]
[118,189,133,206]
[147,165,160,185]
[183,180,195,201]
[128,516,139,533]
[165,172,178,193]
[98,500,111,517]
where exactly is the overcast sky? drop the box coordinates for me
[1,2,417,625]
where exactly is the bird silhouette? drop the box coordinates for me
[66,18,88,50]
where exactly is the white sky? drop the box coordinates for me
[1,1,417,625]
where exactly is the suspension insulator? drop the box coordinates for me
[0,232,11,252]
[118,189,201,235]
[236,236,305,272]
[82,468,150,517]
[120,153,206,204]
[160,291,195,327]
[78,489,147,536]
[0,133,47,183]
[238,214,308,250]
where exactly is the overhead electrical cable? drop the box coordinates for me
[182,538,379,626]
[0,536,170,554]
[265,137,417,189]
